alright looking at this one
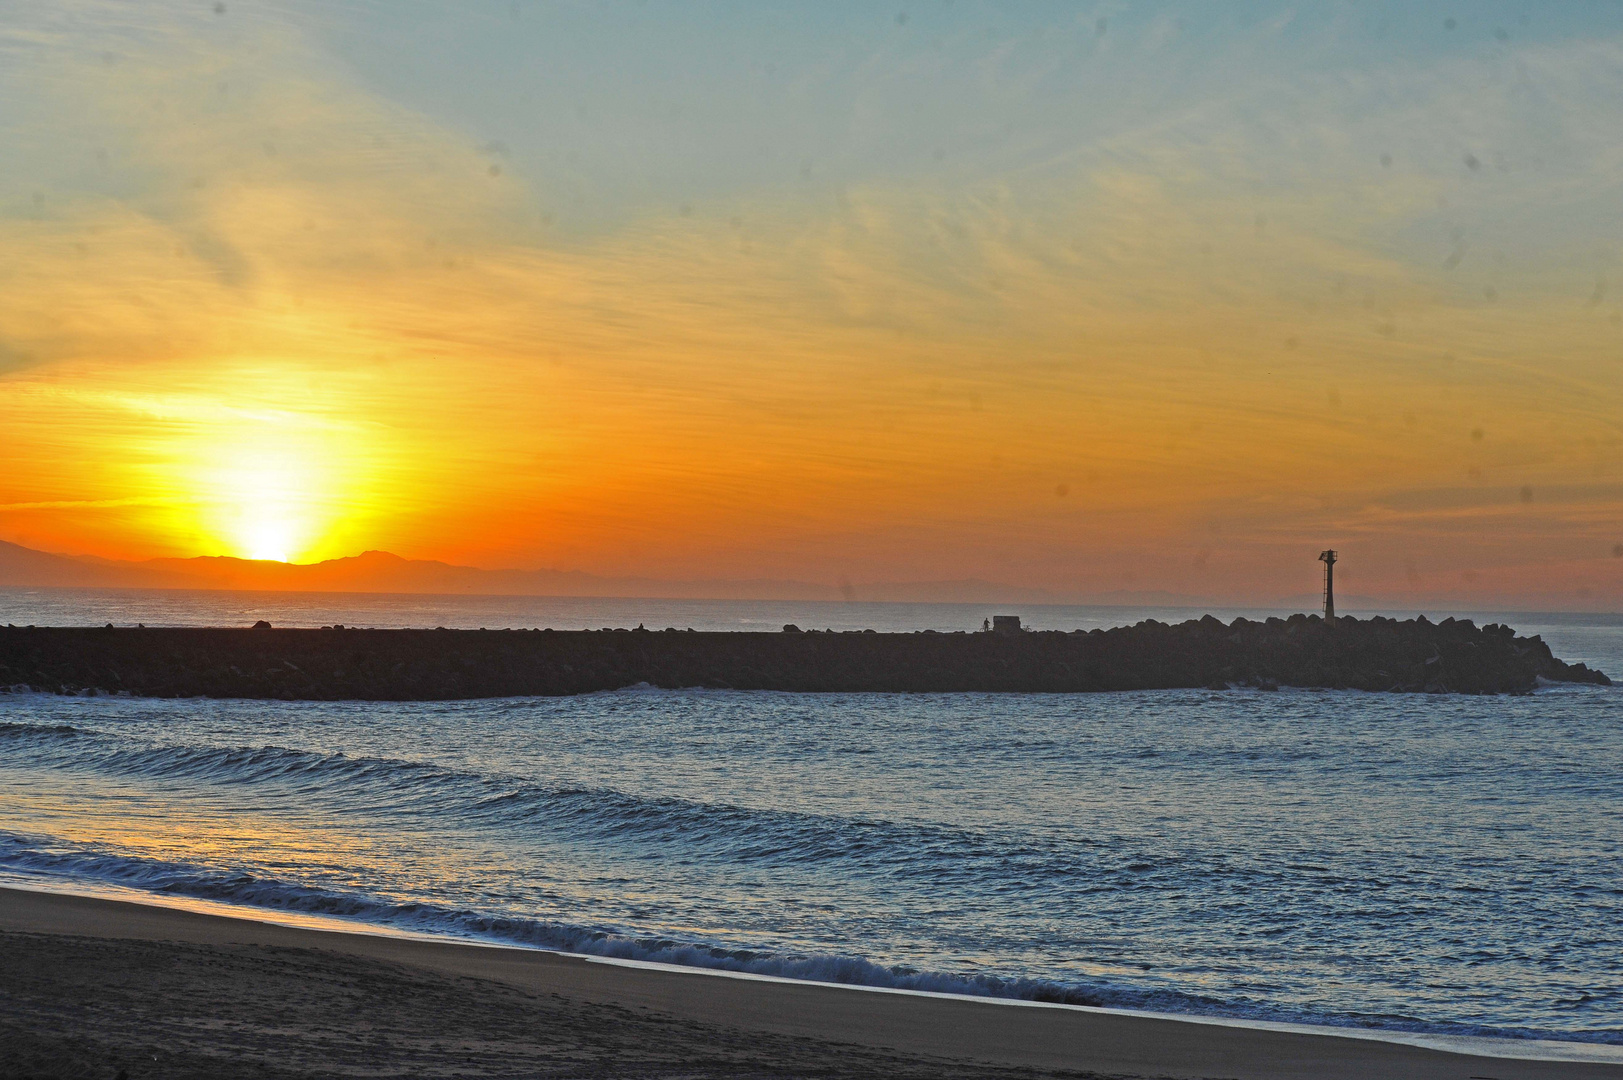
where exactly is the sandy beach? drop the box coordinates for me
[1,886,1617,1080]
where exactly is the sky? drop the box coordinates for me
[2,0,1622,606]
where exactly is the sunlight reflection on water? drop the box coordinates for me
[2,670,1619,1044]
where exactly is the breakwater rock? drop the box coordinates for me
[0,615,1608,700]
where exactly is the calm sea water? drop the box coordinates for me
[1,588,1620,1048]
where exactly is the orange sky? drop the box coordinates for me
[3,3,1622,607]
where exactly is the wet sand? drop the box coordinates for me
[2,886,1618,1080]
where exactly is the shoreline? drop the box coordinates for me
[3,882,1619,1079]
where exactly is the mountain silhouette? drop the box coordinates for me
[0,540,1081,604]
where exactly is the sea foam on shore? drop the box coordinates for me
[2,676,1619,1048]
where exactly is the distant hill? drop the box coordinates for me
[0,540,152,589]
[0,540,1077,604]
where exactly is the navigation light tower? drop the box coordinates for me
[1319,549,1337,623]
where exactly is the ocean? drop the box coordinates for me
[2,587,1620,1053]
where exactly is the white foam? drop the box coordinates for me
[3,873,1617,1066]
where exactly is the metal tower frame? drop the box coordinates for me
[1319,549,1337,623]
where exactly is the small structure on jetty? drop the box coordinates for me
[992,615,1023,635]
[1319,549,1337,623]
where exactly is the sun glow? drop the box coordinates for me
[243,517,295,564]
[204,452,324,564]
[163,393,374,565]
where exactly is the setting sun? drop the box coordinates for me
[205,454,320,565]
[190,433,355,565]
[242,518,294,565]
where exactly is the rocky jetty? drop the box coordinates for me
[0,614,1608,700]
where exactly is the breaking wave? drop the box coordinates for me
[0,719,1107,884]
[4,679,1621,1051]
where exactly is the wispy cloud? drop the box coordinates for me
[1,1,1621,603]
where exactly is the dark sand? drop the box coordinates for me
[2,887,1618,1079]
